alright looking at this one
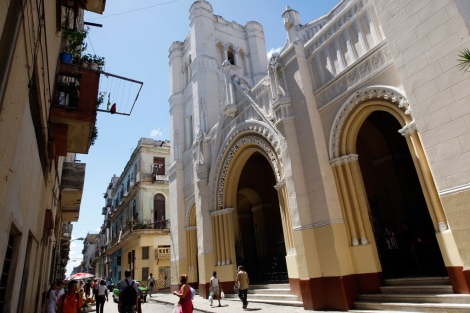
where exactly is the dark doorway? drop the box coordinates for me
[235,152,287,284]
[357,111,446,279]
[154,194,165,229]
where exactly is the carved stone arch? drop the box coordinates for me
[211,125,283,210]
[329,85,412,159]
[185,197,196,227]
[224,43,235,51]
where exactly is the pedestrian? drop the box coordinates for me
[147,273,155,297]
[92,278,98,299]
[85,279,92,297]
[57,281,65,299]
[95,279,108,313]
[119,269,139,313]
[172,274,192,313]
[46,282,58,313]
[57,280,82,313]
[136,282,142,313]
[234,265,249,309]
[209,271,222,307]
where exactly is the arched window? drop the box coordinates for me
[154,194,165,229]
[227,46,235,65]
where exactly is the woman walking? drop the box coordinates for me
[209,271,222,307]
[95,279,108,313]
[46,282,58,313]
[172,274,192,313]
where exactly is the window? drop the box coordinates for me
[117,256,121,266]
[153,157,165,175]
[142,267,149,280]
[142,247,149,260]
[153,194,166,229]
[128,252,131,265]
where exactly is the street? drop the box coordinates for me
[99,301,176,313]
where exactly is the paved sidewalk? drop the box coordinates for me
[147,290,338,313]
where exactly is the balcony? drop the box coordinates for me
[105,220,170,255]
[50,63,99,156]
[155,247,171,260]
[102,207,107,215]
[60,162,86,222]
[152,167,168,184]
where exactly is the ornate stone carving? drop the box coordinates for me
[398,120,418,137]
[329,154,359,167]
[210,207,234,216]
[216,136,281,208]
[274,177,286,190]
[329,86,413,158]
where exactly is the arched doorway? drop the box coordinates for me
[234,152,287,284]
[356,111,446,278]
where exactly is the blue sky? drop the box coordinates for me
[66,0,341,275]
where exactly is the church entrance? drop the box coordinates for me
[357,111,446,279]
[234,152,288,284]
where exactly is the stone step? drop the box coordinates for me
[249,288,292,294]
[381,285,454,294]
[223,293,299,301]
[384,277,450,286]
[223,297,303,307]
[249,284,290,289]
[359,293,470,304]
[353,301,470,312]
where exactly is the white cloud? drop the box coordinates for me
[267,47,282,60]
[150,127,163,138]
[70,242,77,248]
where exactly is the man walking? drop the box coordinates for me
[119,269,139,313]
[234,266,249,309]
[147,273,155,297]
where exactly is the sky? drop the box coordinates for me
[66,0,341,276]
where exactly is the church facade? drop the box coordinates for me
[168,0,470,310]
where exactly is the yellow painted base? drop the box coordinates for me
[349,243,382,274]
[214,263,238,282]
[441,188,470,268]
[286,254,299,278]
[436,229,463,267]
[197,252,215,283]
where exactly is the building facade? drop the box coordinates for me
[0,1,106,312]
[104,138,172,290]
[169,0,470,310]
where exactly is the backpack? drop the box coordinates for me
[121,280,137,306]
[190,286,196,300]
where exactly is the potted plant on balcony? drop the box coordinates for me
[61,27,88,64]
[88,54,105,70]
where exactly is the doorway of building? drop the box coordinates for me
[357,111,446,279]
[234,152,287,284]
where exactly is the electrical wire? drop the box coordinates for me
[87,0,181,20]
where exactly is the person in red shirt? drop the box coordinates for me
[57,280,83,313]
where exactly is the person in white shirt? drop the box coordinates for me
[95,279,109,313]
[57,281,65,299]
[147,273,155,297]
[46,282,58,313]
[209,271,222,307]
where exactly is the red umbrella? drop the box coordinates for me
[69,272,94,280]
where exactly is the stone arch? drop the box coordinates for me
[210,121,283,210]
[185,197,196,227]
[329,85,413,159]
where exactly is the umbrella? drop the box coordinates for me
[68,272,94,280]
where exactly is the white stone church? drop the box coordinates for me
[168,0,470,310]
